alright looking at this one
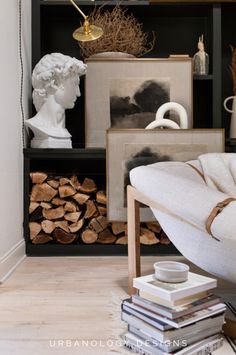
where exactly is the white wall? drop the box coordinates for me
[0,0,31,282]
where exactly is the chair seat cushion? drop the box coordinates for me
[130,161,236,242]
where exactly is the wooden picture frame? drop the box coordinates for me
[85,58,193,148]
[106,128,225,222]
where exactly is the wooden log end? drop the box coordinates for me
[30,172,48,184]
[140,228,160,245]
[81,229,98,244]
[111,222,127,235]
[96,190,107,205]
[53,228,77,245]
[42,206,65,220]
[116,236,128,245]
[29,202,40,214]
[84,200,98,219]
[73,193,90,205]
[54,220,69,233]
[47,179,60,189]
[159,231,171,245]
[64,211,82,223]
[146,221,161,234]
[80,178,97,194]
[59,185,76,198]
[70,175,81,190]
[52,198,67,206]
[30,183,57,202]
[64,201,77,213]
[41,220,55,234]
[69,219,84,233]
[29,222,42,240]
[97,229,116,244]
[32,233,53,245]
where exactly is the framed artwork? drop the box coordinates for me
[85,58,193,148]
[106,129,225,222]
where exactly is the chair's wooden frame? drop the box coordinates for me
[127,185,205,295]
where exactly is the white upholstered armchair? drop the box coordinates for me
[127,158,236,294]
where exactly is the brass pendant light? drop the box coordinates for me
[69,0,103,42]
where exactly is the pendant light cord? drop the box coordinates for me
[19,0,25,148]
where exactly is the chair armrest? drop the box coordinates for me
[130,163,234,241]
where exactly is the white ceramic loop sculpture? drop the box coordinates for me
[25,53,87,148]
[145,102,188,130]
[145,118,180,130]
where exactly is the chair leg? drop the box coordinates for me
[127,186,141,295]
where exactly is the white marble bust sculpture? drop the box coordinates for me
[25,53,87,148]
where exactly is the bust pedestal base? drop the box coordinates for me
[31,137,72,148]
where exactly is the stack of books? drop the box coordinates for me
[122,271,225,354]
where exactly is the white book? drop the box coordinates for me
[133,272,217,302]
[123,299,226,329]
[122,311,225,344]
[123,332,224,355]
[132,294,221,319]
[129,325,223,353]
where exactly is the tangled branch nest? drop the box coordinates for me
[230,45,236,95]
[79,5,155,58]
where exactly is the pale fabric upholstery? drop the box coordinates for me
[130,161,236,283]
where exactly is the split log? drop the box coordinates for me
[97,205,107,216]
[30,172,48,184]
[54,220,69,232]
[31,183,57,202]
[29,202,39,214]
[146,221,161,234]
[116,236,128,245]
[97,228,116,244]
[80,178,97,194]
[52,197,67,206]
[84,200,98,219]
[73,192,90,205]
[42,206,65,220]
[64,201,77,213]
[59,177,72,186]
[40,202,52,210]
[96,190,107,205]
[111,222,127,235]
[159,231,171,245]
[81,229,98,244]
[88,216,108,233]
[47,179,60,189]
[32,233,53,245]
[64,211,81,223]
[53,228,77,244]
[58,185,76,198]
[29,206,43,221]
[29,222,42,240]
[69,219,84,233]
[140,228,160,245]
[70,175,81,190]
[41,220,55,234]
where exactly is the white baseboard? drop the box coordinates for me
[0,240,26,283]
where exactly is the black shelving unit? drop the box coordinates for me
[27,0,236,256]
[24,148,179,256]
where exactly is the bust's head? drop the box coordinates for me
[32,53,87,111]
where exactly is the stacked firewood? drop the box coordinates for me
[28,172,170,246]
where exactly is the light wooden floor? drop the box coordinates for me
[0,256,235,355]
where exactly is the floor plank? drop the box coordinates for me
[0,256,235,354]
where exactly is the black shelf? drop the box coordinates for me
[26,243,179,256]
[29,0,235,256]
[24,148,105,159]
[40,0,150,5]
[194,74,214,80]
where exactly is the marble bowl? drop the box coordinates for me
[154,261,189,283]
